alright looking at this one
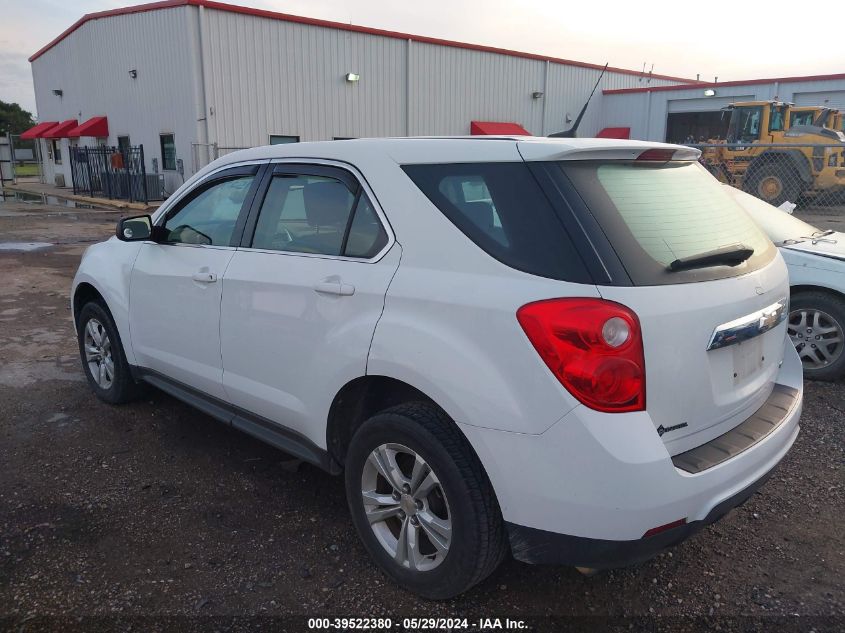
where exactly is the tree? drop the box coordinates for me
[0,100,36,135]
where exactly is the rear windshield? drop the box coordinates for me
[556,160,776,285]
[401,162,591,283]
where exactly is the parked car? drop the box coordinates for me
[72,138,803,599]
[726,187,845,381]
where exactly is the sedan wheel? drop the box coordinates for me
[361,443,452,572]
[788,307,844,370]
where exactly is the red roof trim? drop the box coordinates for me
[28,0,694,83]
[43,119,79,139]
[603,72,845,95]
[596,127,631,139]
[470,121,530,135]
[20,121,59,140]
[67,116,109,138]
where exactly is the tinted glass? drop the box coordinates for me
[345,195,388,258]
[252,175,355,256]
[402,162,590,282]
[557,160,775,285]
[163,176,254,246]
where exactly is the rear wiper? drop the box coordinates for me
[668,244,754,272]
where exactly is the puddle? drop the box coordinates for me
[0,190,95,209]
[0,241,53,252]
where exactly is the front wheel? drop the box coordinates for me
[788,291,845,381]
[745,163,802,207]
[344,402,507,599]
[77,301,145,403]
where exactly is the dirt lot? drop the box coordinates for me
[0,194,843,631]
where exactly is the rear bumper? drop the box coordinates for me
[505,452,777,568]
[460,339,803,565]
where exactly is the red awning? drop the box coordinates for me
[19,121,59,140]
[596,127,631,139]
[470,121,530,135]
[43,119,79,139]
[67,116,109,138]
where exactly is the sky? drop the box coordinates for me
[1,0,841,117]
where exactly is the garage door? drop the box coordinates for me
[793,91,845,111]
[667,95,755,113]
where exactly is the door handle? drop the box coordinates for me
[191,271,217,283]
[313,280,355,296]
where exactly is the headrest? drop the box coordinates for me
[462,200,495,230]
[304,180,352,227]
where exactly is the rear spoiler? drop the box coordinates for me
[517,142,701,162]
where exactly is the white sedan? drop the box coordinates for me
[730,188,845,380]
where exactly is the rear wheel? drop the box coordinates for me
[788,291,845,381]
[344,402,507,599]
[745,163,802,207]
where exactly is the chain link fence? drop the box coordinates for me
[687,143,845,211]
[191,142,250,174]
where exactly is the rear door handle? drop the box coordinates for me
[191,271,217,283]
[313,281,355,296]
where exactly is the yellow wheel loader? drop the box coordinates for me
[700,101,845,206]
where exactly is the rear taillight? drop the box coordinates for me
[516,298,645,413]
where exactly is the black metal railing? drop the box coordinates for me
[70,145,148,203]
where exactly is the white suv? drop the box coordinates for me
[72,137,803,599]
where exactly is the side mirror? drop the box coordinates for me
[116,214,154,241]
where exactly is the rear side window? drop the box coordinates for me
[556,160,775,285]
[402,163,590,283]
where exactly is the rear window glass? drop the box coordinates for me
[557,160,775,285]
[401,162,590,283]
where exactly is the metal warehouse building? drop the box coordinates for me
[23,0,689,196]
[600,73,845,144]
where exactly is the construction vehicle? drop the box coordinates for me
[700,100,845,206]
[788,105,843,131]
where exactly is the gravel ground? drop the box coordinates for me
[0,195,843,632]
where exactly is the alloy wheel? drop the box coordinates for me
[360,443,452,572]
[83,318,114,389]
[788,308,844,369]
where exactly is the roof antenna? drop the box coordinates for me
[549,63,608,138]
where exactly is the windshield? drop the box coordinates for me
[726,106,762,143]
[724,186,822,243]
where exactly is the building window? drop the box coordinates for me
[269,134,299,145]
[160,133,176,171]
[52,139,62,165]
[117,136,131,153]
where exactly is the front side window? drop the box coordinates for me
[251,173,387,258]
[52,139,62,165]
[162,175,255,246]
[117,136,130,153]
[160,133,176,170]
[769,106,786,132]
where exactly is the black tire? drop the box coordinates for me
[788,291,845,381]
[745,162,802,207]
[344,402,507,599]
[76,301,146,403]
